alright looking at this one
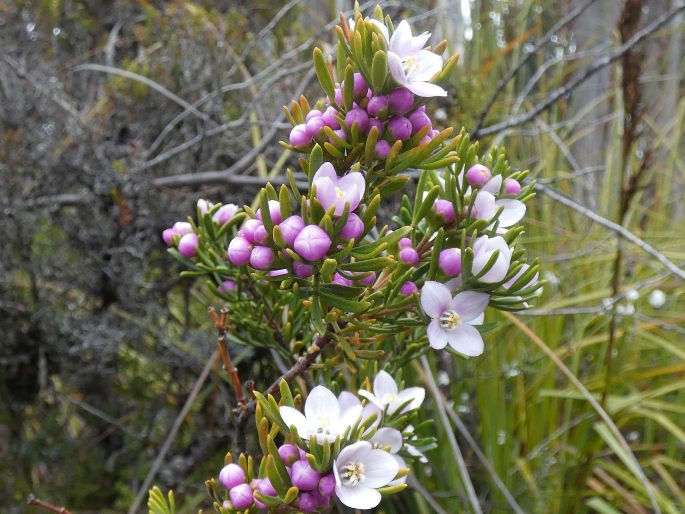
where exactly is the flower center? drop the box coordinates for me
[403,55,421,74]
[382,393,398,404]
[439,310,461,330]
[316,416,333,436]
[336,187,345,200]
[340,461,366,486]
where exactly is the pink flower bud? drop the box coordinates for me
[333,87,343,105]
[257,478,277,496]
[294,225,331,261]
[399,247,420,266]
[399,237,412,248]
[439,248,462,276]
[256,200,283,225]
[212,204,238,224]
[218,280,236,295]
[375,140,391,158]
[178,233,199,258]
[279,215,305,246]
[330,129,347,144]
[339,213,365,240]
[321,107,341,129]
[253,224,268,244]
[289,124,310,147]
[367,95,388,117]
[318,474,336,497]
[162,228,175,246]
[240,219,262,243]
[409,110,432,134]
[367,117,384,134]
[305,116,325,138]
[298,492,319,512]
[388,87,414,113]
[332,273,352,286]
[504,178,521,195]
[388,115,412,140]
[291,460,321,491]
[293,261,313,278]
[227,236,252,266]
[353,73,368,97]
[345,108,369,132]
[430,128,440,138]
[400,281,418,296]
[305,109,322,121]
[466,164,492,186]
[197,198,212,215]
[250,246,274,270]
[278,444,300,466]
[357,271,376,286]
[269,269,287,277]
[229,483,253,509]
[420,134,432,145]
[173,222,193,236]
[434,199,455,223]
[299,449,308,461]
[219,463,245,489]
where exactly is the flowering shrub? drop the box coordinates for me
[154,4,541,513]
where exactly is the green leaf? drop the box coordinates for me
[313,48,335,102]
[371,50,388,93]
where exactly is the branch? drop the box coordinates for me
[472,1,685,138]
[26,495,72,514]
[209,307,246,408]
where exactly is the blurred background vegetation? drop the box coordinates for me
[1,0,683,513]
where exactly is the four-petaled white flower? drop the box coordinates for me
[279,385,362,443]
[472,175,526,232]
[359,370,425,415]
[333,440,399,509]
[420,281,490,356]
[387,20,447,97]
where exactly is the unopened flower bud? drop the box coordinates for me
[305,109,322,122]
[333,88,343,105]
[434,199,455,223]
[400,281,418,296]
[375,140,391,158]
[322,107,341,129]
[289,124,310,147]
[162,228,175,246]
[257,478,277,496]
[269,269,287,277]
[345,108,369,132]
[305,116,325,138]
[466,164,492,186]
[409,110,432,134]
[439,248,462,276]
[388,115,412,141]
[367,95,388,117]
[318,474,336,497]
[178,233,199,258]
[330,129,347,144]
[298,492,320,513]
[256,200,283,225]
[213,204,238,224]
[339,213,365,240]
[219,463,246,489]
[250,246,274,270]
[430,128,440,138]
[399,247,420,266]
[218,280,236,295]
[353,73,368,97]
[279,215,305,246]
[173,221,193,236]
[291,460,321,491]
[253,224,268,244]
[197,198,212,214]
[294,225,331,261]
[227,237,252,266]
[367,117,384,134]
[332,272,352,286]
[240,219,262,243]
[293,261,313,278]
[278,443,301,466]
[504,178,521,195]
[399,237,412,248]
[357,271,376,286]
[388,87,414,113]
[229,483,253,509]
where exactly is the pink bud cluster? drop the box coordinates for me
[218,445,335,513]
[289,73,440,158]
[162,202,238,258]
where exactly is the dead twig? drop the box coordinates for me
[26,495,72,514]
[209,306,246,409]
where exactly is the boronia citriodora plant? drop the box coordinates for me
[154,3,542,513]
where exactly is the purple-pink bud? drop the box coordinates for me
[400,281,419,296]
[430,128,440,138]
[257,478,277,497]
[375,140,391,158]
[330,129,347,144]
[173,221,193,236]
[256,200,283,225]
[388,115,412,141]
[219,463,246,489]
[305,109,322,121]
[399,247,420,266]
[318,474,336,497]
[466,164,492,187]
[291,460,321,491]
[420,134,432,145]
[213,204,238,224]
[218,280,237,295]
[278,444,300,466]
[293,261,313,278]
[367,95,388,117]
[345,108,369,132]
[250,246,274,270]
[294,225,331,261]
[439,248,462,276]
[253,224,268,244]
[305,116,325,138]
[298,492,320,513]
[289,124,310,147]
[367,117,384,134]
[162,228,175,246]
[322,107,341,129]
[434,199,455,223]
[339,213,365,240]
[333,88,343,105]
[227,236,252,266]
[504,178,521,195]
[229,483,253,510]
[178,233,199,258]
[409,110,432,134]
[269,269,287,277]
[279,215,305,246]
[332,272,353,287]
[399,237,412,248]
[240,219,262,243]
[388,88,414,113]
[353,73,368,97]
[299,449,308,461]
[357,271,376,286]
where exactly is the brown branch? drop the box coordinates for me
[472,1,685,138]
[209,306,246,408]
[26,495,72,514]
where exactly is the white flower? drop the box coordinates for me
[387,20,446,97]
[473,175,526,233]
[420,281,489,356]
[370,428,407,486]
[358,370,425,415]
[334,441,399,509]
[279,385,362,443]
[648,289,666,309]
[472,235,513,284]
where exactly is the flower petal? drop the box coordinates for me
[496,199,526,227]
[340,404,363,431]
[481,174,502,194]
[446,324,484,356]
[373,370,398,399]
[407,50,443,82]
[444,276,462,291]
[371,427,403,453]
[394,387,425,413]
[474,191,497,220]
[338,171,366,198]
[315,177,339,212]
[338,391,361,412]
[387,51,408,85]
[335,484,381,510]
[388,454,409,486]
[313,162,338,183]
[304,385,340,421]
[279,406,309,437]
[450,290,490,322]
[420,281,451,318]
[405,80,447,97]
[427,319,448,349]
[360,448,401,488]
[388,20,413,55]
